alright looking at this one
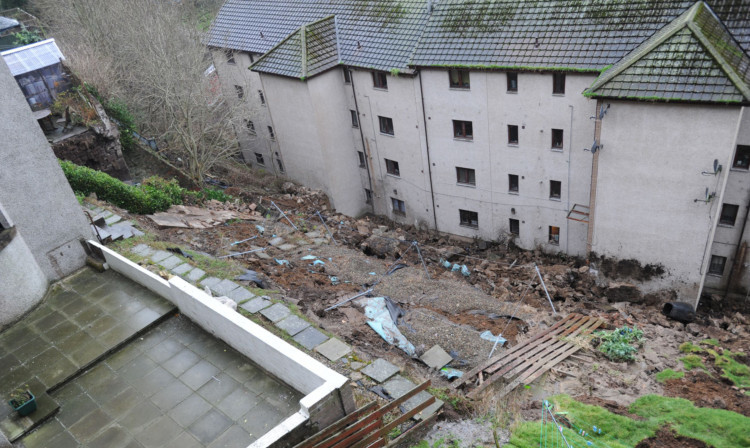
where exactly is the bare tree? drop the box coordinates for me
[34,0,251,184]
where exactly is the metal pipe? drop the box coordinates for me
[325,288,374,311]
[271,200,299,231]
[316,210,337,244]
[418,70,439,231]
[535,264,557,314]
[219,248,265,258]
[349,69,377,214]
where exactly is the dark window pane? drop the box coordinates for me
[734,145,750,169]
[351,110,359,128]
[379,116,394,135]
[553,73,565,94]
[226,50,235,65]
[235,85,244,98]
[358,151,366,167]
[385,159,400,176]
[453,120,473,139]
[507,73,518,92]
[373,72,388,89]
[549,226,560,245]
[709,255,726,275]
[456,167,476,185]
[509,218,519,235]
[508,125,519,144]
[459,209,478,228]
[344,68,352,83]
[449,69,470,88]
[509,174,519,192]
[254,153,264,165]
[552,129,564,149]
[550,180,561,199]
[720,204,739,226]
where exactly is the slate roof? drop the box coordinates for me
[585,2,750,103]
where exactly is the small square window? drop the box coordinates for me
[385,159,400,176]
[254,153,265,165]
[449,69,470,89]
[509,174,519,193]
[392,197,405,215]
[373,72,388,89]
[276,158,285,172]
[509,218,519,235]
[508,125,519,144]
[456,167,476,186]
[365,189,373,204]
[245,120,256,135]
[552,129,564,149]
[550,180,561,199]
[459,209,479,228]
[226,50,236,65]
[720,204,739,226]
[235,85,244,99]
[351,110,359,128]
[453,120,473,140]
[358,151,366,168]
[344,68,352,83]
[709,255,727,275]
[258,90,266,105]
[733,145,750,170]
[267,126,275,140]
[379,116,394,135]
[553,73,566,94]
[507,73,518,92]
[549,226,560,245]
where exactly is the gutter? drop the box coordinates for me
[418,70,439,231]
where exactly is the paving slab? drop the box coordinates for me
[274,315,310,336]
[150,250,172,263]
[278,244,297,251]
[361,359,400,383]
[420,345,453,369]
[255,251,272,260]
[292,327,329,350]
[226,287,254,303]
[240,297,271,314]
[268,237,284,247]
[315,338,351,362]
[259,303,291,323]
[131,244,154,257]
[382,375,442,421]
[210,279,241,296]
[185,268,205,283]
[199,277,222,289]
[158,255,183,270]
[171,263,193,275]
[104,214,122,225]
[0,378,59,442]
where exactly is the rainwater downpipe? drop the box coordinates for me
[418,70,439,231]
[566,104,574,254]
[349,68,376,215]
[725,190,750,296]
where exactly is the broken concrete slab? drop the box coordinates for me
[105,214,122,225]
[293,327,329,350]
[171,263,193,275]
[361,359,400,383]
[349,362,365,371]
[158,255,183,270]
[382,375,443,420]
[312,238,328,246]
[268,237,284,247]
[259,303,291,323]
[150,250,172,263]
[255,251,272,260]
[226,287,254,303]
[131,244,154,257]
[278,244,297,251]
[185,268,206,283]
[211,279,241,296]
[315,338,351,362]
[240,297,272,314]
[147,205,258,229]
[199,277,222,289]
[420,345,453,370]
[274,315,310,336]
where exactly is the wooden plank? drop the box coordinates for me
[378,380,431,415]
[294,402,378,448]
[313,412,381,448]
[328,420,381,448]
[352,397,436,448]
[452,314,577,389]
[387,412,439,447]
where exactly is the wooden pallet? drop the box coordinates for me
[294,380,436,448]
[452,313,604,399]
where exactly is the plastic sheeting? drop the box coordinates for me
[364,297,415,357]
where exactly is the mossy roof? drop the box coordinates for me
[585,2,750,103]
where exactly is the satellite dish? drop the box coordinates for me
[705,188,709,201]
[713,159,719,172]
[590,141,599,154]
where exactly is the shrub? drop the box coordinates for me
[595,326,644,362]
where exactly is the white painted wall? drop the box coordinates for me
[594,102,742,298]
[0,232,47,329]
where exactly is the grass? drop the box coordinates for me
[679,341,703,353]
[656,369,685,383]
[680,354,707,371]
[506,395,750,448]
[707,349,750,389]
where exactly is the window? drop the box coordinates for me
[226,50,236,65]
[453,120,473,140]
[249,53,255,63]
[245,120,256,135]
[508,174,519,193]
[550,180,561,200]
[358,151,366,167]
[553,73,565,94]
[549,226,560,245]
[507,73,518,92]
[392,198,405,215]
[459,209,479,228]
[351,110,359,128]
[276,158,285,172]
[379,116,394,135]
[508,125,519,145]
[448,69,470,89]
[344,68,352,83]
[456,167,476,186]
[373,72,388,89]
[509,218,520,235]
[365,189,373,204]
[720,204,740,226]
[235,85,244,99]
[385,159,400,176]
[267,126,275,141]
[258,90,266,105]
[552,129,564,149]
[709,255,727,275]
[254,153,265,165]
[733,145,750,170]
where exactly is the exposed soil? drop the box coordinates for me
[634,427,708,448]
[663,370,750,417]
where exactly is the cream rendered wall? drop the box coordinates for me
[420,69,597,255]
[211,49,279,172]
[594,102,742,298]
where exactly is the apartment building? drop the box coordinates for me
[206,0,750,306]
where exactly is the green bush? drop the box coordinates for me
[60,160,177,214]
[595,326,644,362]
